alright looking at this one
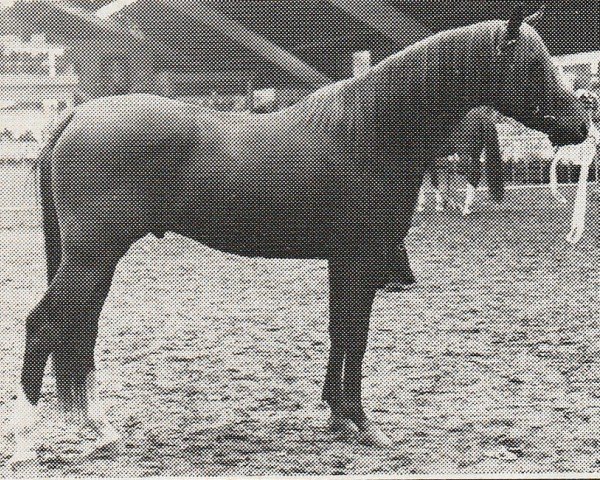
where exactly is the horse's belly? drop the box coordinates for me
[180,216,331,259]
[167,174,333,259]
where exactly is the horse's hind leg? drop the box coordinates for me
[10,249,122,467]
[68,265,121,453]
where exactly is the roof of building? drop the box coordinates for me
[1,0,597,87]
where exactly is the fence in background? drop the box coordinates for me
[430,132,599,194]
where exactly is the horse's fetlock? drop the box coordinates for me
[341,402,367,425]
[323,392,345,418]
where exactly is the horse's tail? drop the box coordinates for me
[483,121,504,203]
[39,112,75,285]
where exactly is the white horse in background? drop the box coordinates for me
[416,152,483,216]
[416,106,503,216]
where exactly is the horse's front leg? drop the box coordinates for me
[324,257,391,447]
[322,315,357,435]
[462,182,476,215]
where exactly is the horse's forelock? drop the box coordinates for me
[459,20,550,68]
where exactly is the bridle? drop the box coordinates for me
[492,38,558,129]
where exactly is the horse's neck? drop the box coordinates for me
[272,27,493,177]
[353,28,492,138]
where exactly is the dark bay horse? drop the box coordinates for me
[386,106,504,290]
[9,7,590,465]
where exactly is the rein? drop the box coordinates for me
[549,111,599,244]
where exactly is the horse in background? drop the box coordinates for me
[385,107,504,291]
[417,106,504,215]
[9,5,591,467]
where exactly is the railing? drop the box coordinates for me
[499,133,599,185]
[1,129,598,211]
[0,73,78,87]
[0,141,42,161]
[436,132,600,188]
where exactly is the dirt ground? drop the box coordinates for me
[0,194,598,477]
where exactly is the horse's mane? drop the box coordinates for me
[276,20,548,137]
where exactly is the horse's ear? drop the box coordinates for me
[524,4,545,26]
[501,1,526,50]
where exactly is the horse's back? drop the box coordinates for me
[60,94,200,142]
[47,94,340,257]
[50,94,203,243]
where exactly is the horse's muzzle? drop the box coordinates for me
[548,121,589,147]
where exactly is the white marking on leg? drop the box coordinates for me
[84,371,120,454]
[462,183,476,216]
[8,386,40,467]
[356,420,393,448]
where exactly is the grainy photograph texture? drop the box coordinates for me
[0,0,599,478]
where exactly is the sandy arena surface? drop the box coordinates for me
[0,194,598,476]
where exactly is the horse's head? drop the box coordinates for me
[490,4,590,146]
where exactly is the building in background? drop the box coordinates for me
[554,51,599,93]
[0,33,77,161]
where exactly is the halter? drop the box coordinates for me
[489,34,520,115]
[491,28,559,129]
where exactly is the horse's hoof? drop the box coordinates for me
[85,417,121,454]
[356,422,393,448]
[95,430,121,451]
[327,415,359,434]
[83,435,120,459]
